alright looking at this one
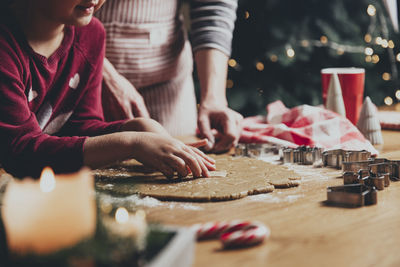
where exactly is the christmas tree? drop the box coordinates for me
[226,0,400,116]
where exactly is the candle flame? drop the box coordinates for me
[115,207,129,224]
[40,167,56,193]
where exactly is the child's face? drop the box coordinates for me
[34,0,106,27]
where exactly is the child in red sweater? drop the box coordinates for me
[0,0,215,178]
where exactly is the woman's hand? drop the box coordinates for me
[198,103,243,153]
[102,58,150,120]
[194,49,243,153]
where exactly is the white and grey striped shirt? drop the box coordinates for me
[189,0,238,55]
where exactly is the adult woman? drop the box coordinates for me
[97,0,242,152]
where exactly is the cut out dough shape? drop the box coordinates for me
[94,155,301,202]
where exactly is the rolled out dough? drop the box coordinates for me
[94,154,300,202]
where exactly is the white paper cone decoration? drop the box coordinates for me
[326,73,346,117]
[357,96,383,145]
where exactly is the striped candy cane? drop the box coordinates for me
[192,220,270,248]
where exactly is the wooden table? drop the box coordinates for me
[143,130,400,267]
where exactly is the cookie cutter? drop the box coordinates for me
[234,143,279,158]
[281,146,323,165]
[323,149,371,169]
[343,159,400,182]
[343,169,385,190]
[366,173,386,190]
[368,163,391,187]
[343,169,368,184]
[389,160,400,181]
[342,161,371,173]
[369,158,389,164]
[234,143,247,157]
[326,184,378,207]
[343,150,371,162]
[282,148,294,163]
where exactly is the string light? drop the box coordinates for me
[384,96,393,106]
[259,3,398,106]
[320,36,328,44]
[395,90,400,100]
[270,54,278,62]
[372,54,380,63]
[382,72,391,81]
[367,4,376,16]
[364,34,372,43]
[256,62,264,71]
[295,39,365,53]
[300,40,309,47]
[364,47,373,55]
[226,79,234,89]
[286,48,295,58]
[381,39,389,48]
[228,59,237,67]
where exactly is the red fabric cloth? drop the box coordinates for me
[0,14,125,178]
[240,101,378,155]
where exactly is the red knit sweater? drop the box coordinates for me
[0,15,125,178]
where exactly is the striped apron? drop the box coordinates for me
[96,0,197,136]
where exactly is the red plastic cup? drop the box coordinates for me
[321,67,365,125]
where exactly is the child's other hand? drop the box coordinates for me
[133,133,216,179]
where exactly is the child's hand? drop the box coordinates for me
[122,118,170,136]
[133,133,216,179]
[185,138,209,148]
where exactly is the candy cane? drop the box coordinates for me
[192,220,270,248]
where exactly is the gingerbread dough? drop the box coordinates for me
[94,154,300,202]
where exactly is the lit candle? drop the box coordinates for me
[103,207,147,249]
[1,167,96,255]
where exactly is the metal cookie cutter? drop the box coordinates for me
[369,158,389,164]
[389,160,400,181]
[343,150,371,163]
[343,169,368,184]
[326,184,378,207]
[366,173,386,190]
[343,159,398,183]
[343,170,385,190]
[234,143,279,158]
[342,161,370,173]
[234,143,247,157]
[323,150,371,169]
[282,148,294,163]
[368,163,391,187]
[281,146,323,165]
[322,149,343,169]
